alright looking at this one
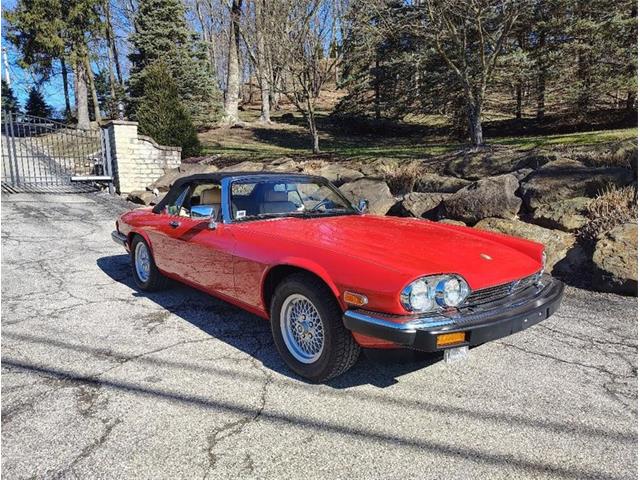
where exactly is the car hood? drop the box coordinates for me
[239,215,542,289]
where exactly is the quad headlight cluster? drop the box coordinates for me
[400,275,470,313]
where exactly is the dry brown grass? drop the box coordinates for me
[378,160,423,195]
[579,184,638,246]
[564,140,638,169]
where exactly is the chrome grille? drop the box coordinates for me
[465,273,539,307]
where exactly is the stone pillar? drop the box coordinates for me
[102,120,182,195]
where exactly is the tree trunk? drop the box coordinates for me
[374,57,381,120]
[104,0,123,85]
[255,0,271,123]
[75,59,90,130]
[306,110,320,153]
[536,31,546,121]
[86,56,101,123]
[223,0,243,123]
[626,90,636,111]
[60,58,72,118]
[515,82,522,119]
[467,102,483,146]
[536,72,545,121]
[106,42,118,118]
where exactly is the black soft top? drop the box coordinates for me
[152,171,325,214]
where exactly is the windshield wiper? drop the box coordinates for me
[300,209,355,218]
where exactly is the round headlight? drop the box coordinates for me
[400,275,469,313]
[436,276,470,307]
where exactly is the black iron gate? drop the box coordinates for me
[1,111,112,193]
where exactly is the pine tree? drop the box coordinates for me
[25,87,52,118]
[128,0,221,127]
[6,0,102,129]
[136,61,200,158]
[1,80,20,113]
[563,0,637,113]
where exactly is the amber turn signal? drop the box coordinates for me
[436,332,466,348]
[343,291,368,307]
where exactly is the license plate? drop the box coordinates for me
[444,346,469,363]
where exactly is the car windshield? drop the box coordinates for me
[230,177,357,221]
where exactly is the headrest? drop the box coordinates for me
[201,188,221,204]
[264,190,288,202]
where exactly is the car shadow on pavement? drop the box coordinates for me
[97,254,444,388]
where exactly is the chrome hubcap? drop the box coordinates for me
[280,294,325,364]
[134,242,151,283]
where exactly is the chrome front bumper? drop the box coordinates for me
[343,274,565,351]
[111,230,128,248]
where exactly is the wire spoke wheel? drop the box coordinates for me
[134,241,151,283]
[280,293,325,364]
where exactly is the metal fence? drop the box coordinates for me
[1,111,110,193]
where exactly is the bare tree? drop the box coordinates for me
[222,0,243,123]
[423,0,520,146]
[236,0,276,122]
[271,0,340,153]
[85,55,102,123]
[75,58,91,129]
[253,0,271,122]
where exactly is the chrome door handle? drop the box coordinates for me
[169,220,181,229]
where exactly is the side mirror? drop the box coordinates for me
[190,205,219,230]
[357,199,369,213]
[191,205,215,219]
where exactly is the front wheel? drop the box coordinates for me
[270,273,360,382]
[130,235,169,291]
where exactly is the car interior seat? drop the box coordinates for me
[260,190,297,214]
[187,187,221,218]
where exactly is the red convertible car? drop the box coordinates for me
[112,172,564,381]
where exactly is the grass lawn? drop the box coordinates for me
[198,110,637,163]
[493,127,637,150]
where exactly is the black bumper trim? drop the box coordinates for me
[343,275,565,352]
[111,230,128,248]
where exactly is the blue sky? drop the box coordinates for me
[2,0,69,112]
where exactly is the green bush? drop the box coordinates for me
[134,60,200,158]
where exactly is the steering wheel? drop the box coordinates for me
[307,198,333,212]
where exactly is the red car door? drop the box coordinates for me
[157,216,236,299]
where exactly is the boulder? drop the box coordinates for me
[219,161,265,172]
[389,192,450,218]
[511,168,534,182]
[592,223,638,295]
[445,147,558,180]
[357,158,400,178]
[265,157,301,172]
[314,164,364,185]
[439,174,522,224]
[339,178,395,215]
[438,219,466,226]
[127,190,157,206]
[414,173,471,193]
[519,159,634,210]
[475,217,588,275]
[147,164,219,192]
[531,197,591,232]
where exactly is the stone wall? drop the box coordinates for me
[102,120,181,195]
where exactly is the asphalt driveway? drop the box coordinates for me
[1,192,637,479]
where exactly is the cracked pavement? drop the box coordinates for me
[1,192,637,480]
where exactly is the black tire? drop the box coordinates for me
[130,235,169,292]
[270,273,360,382]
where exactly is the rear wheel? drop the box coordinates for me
[270,273,360,382]
[130,235,169,291]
